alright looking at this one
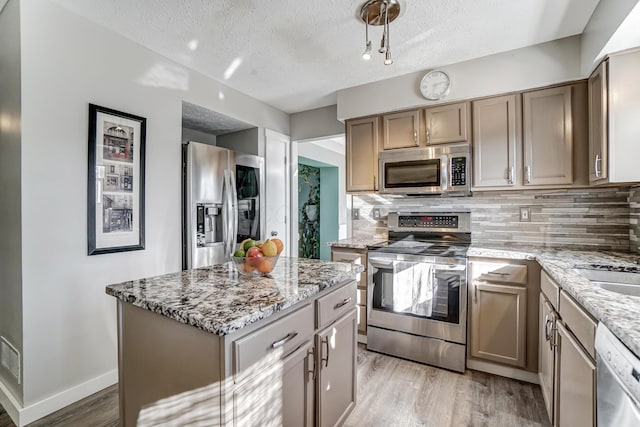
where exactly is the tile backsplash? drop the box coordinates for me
[352,187,631,251]
[630,186,640,254]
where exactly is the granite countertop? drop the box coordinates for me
[327,237,387,249]
[470,245,640,356]
[105,257,364,336]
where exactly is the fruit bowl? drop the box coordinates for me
[232,255,280,277]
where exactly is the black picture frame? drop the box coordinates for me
[87,103,146,255]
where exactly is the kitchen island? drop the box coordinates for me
[106,257,363,427]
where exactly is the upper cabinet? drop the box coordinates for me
[382,110,420,149]
[473,94,520,188]
[346,116,379,192]
[424,101,471,145]
[589,50,640,184]
[522,85,573,186]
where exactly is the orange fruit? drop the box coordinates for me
[258,257,274,273]
[271,238,284,255]
[242,262,255,272]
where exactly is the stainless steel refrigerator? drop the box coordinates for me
[182,141,264,269]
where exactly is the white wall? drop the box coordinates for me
[580,0,640,74]
[0,0,23,407]
[17,0,289,420]
[289,105,344,141]
[337,36,583,120]
[181,128,217,146]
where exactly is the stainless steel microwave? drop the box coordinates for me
[378,143,471,195]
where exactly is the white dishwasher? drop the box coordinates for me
[595,323,640,426]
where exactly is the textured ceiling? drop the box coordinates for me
[52,0,599,114]
[182,102,254,135]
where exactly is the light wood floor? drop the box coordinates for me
[0,345,550,427]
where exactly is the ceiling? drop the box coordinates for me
[182,102,254,135]
[52,0,600,114]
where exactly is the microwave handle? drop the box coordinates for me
[441,157,450,191]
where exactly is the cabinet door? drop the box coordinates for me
[472,94,520,188]
[316,310,357,427]
[470,282,527,368]
[538,294,555,424]
[331,249,366,289]
[556,321,596,427]
[424,102,470,145]
[346,117,379,192]
[523,86,573,186]
[588,60,608,183]
[282,341,315,427]
[382,110,420,149]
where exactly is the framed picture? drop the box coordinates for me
[87,104,146,255]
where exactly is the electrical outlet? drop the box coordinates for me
[372,208,381,219]
[352,208,360,220]
[519,207,531,222]
[1,336,20,384]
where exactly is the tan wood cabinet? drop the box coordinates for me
[472,94,521,188]
[282,340,315,427]
[345,116,379,192]
[316,310,357,427]
[470,282,527,368]
[424,101,470,145]
[331,247,368,338]
[556,321,596,427]
[588,60,608,184]
[538,272,596,427]
[382,110,420,149]
[588,50,640,184]
[522,86,573,186]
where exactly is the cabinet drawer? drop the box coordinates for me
[357,289,366,306]
[233,304,314,379]
[559,291,597,359]
[540,271,560,310]
[316,282,357,329]
[472,261,528,285]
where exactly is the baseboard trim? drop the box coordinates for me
[4,369,117,426]
[466,359,539,384]
[0,380,21,426]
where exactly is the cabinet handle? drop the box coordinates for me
[508,166,514,185]
[271,331,298,349]
[321,336,330,367]
[594,154,601,178]
[525,165,531,184]
[474,284,478,303]
[413,130,418,146]
[487,271,509,276]
[426,128,431,145]
[334,297,352,310]
[308,347,316,380]
[545,317,557,351]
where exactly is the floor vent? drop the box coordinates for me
[0,336,20,384]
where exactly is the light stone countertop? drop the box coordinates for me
[327,237,387,249]
[470,245,640,357]
[105,257,364,336]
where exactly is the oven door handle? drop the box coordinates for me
[369,258,394,269]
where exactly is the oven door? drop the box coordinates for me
[368,253,467,344]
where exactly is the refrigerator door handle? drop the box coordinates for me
[228,170,238,257]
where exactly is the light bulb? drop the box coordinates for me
[384,50,393,65]
[362,41,372,60]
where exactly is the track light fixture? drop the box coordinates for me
[359,0,400,65]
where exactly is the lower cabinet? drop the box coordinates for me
[538,294,556,424]
[282,340,316,427]
[316,310,357,427]
[555,321,596,427]
[470,282,527,368]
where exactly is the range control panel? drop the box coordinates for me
[398,215,459,229]
[451,157,467,186]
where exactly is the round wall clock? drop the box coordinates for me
[419,70,451,100]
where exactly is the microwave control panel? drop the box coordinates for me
[398,215,459,229]
[451,157,467,186]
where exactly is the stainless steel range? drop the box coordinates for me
[367,211,471,373]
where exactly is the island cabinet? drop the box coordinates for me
[588,50,640,185]
[346,116,379,192]
[538,271,596,427]
[467,258,541,382]
[111,272,358,427]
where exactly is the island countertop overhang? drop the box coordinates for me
[105,257,364,336]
